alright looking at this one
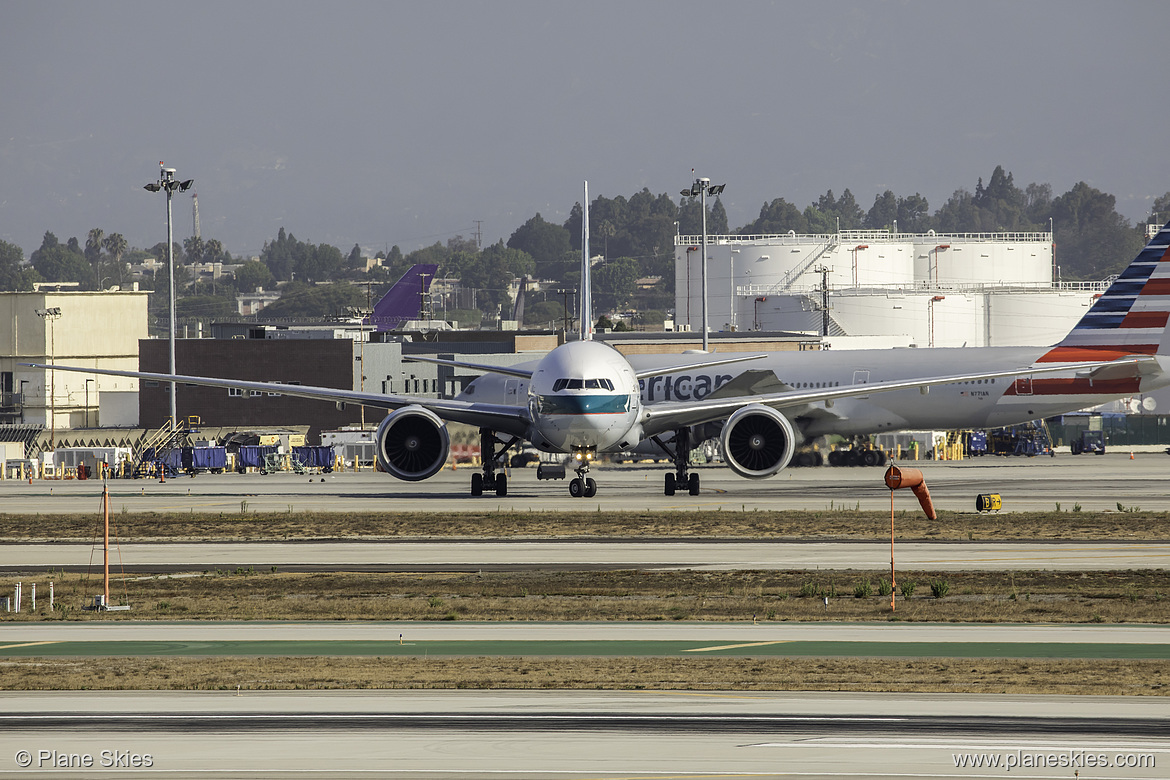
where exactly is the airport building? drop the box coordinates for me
[0,290,148,434]
[675,230,1107,349]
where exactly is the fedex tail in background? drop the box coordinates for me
[368,263,439,331]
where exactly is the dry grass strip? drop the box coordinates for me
[4,569,1167,624]
[4,508,1170,542]
[1,656,1166,695]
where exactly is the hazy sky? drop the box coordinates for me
[2,0,1166,259]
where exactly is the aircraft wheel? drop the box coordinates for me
[569,477,584,498]
[688,473,700,496]
[495,473,508,497]
[471,472,483,496]
[583,477,597,498]
[664,472,676,497]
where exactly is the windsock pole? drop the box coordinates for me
[884,465,937,612]
[890,490,896,611]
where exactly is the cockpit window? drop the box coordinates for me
[553,378,614,392]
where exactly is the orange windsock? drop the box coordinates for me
[884,465,937,520]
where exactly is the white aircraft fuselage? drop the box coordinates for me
[526,339,643,452]
[466,344,1169,448]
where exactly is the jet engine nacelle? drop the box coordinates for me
[720,404,796,479]
[375,405,450,481]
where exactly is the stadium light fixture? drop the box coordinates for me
[144,162,193,430]
[680,173,726,351]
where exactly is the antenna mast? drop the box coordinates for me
[580,181,592,341]
[192,192,201,240]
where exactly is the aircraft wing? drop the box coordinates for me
[633,353,765,381]
[403,355,535,379]
[19,363,532,437]
[639,355,1158,436]
[405,350,764,381]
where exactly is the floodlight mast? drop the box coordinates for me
[34,307,62,448]
[680,174,725,351]
[144,163,193,430]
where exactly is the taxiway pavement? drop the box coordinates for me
[3,539,1168,572]
[2,452,1170,514]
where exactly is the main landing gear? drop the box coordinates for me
[470,427,519,498]
[567,446,597,498]
[653,426,701,497]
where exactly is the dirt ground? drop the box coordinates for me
[3,508,1170,541]
[1,655,1166,696]
[4,569,1166,624]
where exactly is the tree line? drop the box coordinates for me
[3,167,1167,329]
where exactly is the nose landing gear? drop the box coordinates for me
[568,446,597,498]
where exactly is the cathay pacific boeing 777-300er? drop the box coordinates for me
[28,184,1170,499]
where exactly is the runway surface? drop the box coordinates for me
[0,690,1165,779]
[4,539,1168,572]
[3,452,1170,514]
[3,621,1168,660]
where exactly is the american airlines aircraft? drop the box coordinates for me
[29,187,1167,500]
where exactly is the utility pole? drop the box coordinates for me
[815,265,830,338]
[351,281,378,431]
[556,288,575,338]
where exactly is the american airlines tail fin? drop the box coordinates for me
[579,180,593,341]
[368,263,439,331]
[1039,221,1170,363]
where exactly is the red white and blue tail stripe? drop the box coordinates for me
[1038,221,1170,364]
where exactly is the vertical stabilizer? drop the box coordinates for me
[1038,220,1170,362]
[368,263,439,331]
[580,181,593,341]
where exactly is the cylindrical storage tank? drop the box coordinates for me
[986,290,1099,347]
[923,293,982,347]
[825,293,924,340]
[913,237,1052,286]
[853,242,914,287]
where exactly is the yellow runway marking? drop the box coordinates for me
[684,640,791,653]
[0,641,60,651]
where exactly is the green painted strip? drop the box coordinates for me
[0,640,1166,660]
